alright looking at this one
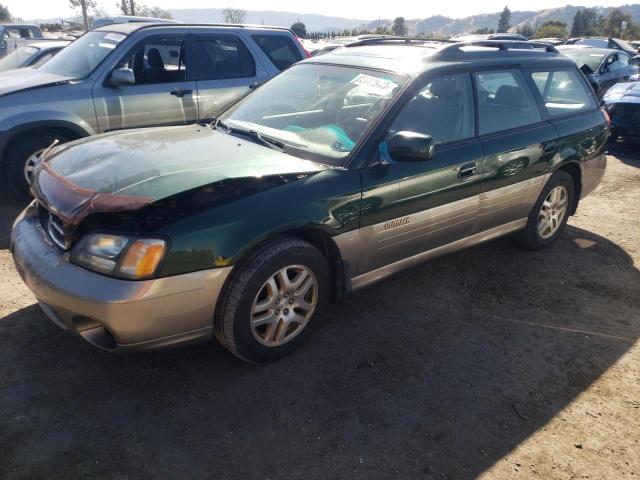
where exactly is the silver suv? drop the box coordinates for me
[0,23,308,197]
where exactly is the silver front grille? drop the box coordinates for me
[46,212,69,250]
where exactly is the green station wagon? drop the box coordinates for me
[11,39,608,363]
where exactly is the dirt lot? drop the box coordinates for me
[0,151,638,480]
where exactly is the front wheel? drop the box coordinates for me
[517,171,575,250]
[214,237,331,363]
[5,132,70,201]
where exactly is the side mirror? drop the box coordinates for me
[580,64,594,75]
[110,67,135,87]
[388,131,434,162]
[631,55,640,66]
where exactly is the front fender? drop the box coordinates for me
[150,168,363,277]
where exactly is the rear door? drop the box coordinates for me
[473,68,558,233]
[357,72,483,275]
[192,32,268,122]
[92,32,198,132]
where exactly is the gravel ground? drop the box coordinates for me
[0,152,638,479]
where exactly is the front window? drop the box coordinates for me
[0,46,37,71]
[219,63,406,165]
[39,31,125,78]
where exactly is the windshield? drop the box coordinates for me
[39,31,125,78]
[220,63,407,165]
[0,46,37,72]
[561,50,606,71]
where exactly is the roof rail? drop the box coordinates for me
[345,36,456,48]
[437,40,558,57]
[136,22,292,31]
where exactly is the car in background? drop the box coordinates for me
[0,40,69,72]
[557,45,640,98]
[451,33,528,42]
[92,15,181,29]
[630,40,640,52]
[0,24,43,58]
[603,80,640,142]
[536,37,565,46]
[565,36,638,55]
[0,22,309,198]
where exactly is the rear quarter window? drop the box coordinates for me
[530,69,597,117]
[252,34,302,71]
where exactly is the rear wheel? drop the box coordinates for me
[5,132,71,201]
[214,237,330,363]
[517,170,575,250]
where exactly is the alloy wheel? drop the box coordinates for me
[538,185,568,239]
[250,265,318,347]
[23,149,45,185]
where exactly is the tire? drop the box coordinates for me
[517,170,575,250]
[4,132,71,202]
[214,236,331,363]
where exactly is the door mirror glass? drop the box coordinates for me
[110,67,135,87]
[388,131,434,162]
[631,55,640,66]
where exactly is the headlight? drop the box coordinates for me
[71,233,167,280]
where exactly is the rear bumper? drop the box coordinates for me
[11,203,233,352]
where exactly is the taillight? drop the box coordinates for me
[601,107,611,128]
[294,35,311,58]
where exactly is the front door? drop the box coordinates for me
[92,33,198,132]
[356,73,482,275]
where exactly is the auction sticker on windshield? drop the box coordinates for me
[350,74,398,95]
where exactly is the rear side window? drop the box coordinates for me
[475,70,541,135]
[530,69,596,117]
[197,35,255,80]
[252,34,302,71]
[390,73,475,144]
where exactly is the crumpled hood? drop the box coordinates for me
[0,68,74,96]
[603,81,640,105]
[45,124,326,199]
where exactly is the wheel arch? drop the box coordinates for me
[555,160,582,215]
[0,121,91,174]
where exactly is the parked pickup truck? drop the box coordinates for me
[0,22,308,197]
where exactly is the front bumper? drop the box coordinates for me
[11,204,233,352]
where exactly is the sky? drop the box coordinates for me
[5,0,632,22]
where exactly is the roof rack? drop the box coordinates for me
[436,40,558,57]
[345,37,456,48]
[343,38,558,54]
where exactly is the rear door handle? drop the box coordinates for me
[170,89,193,98]
[458,162,478,179]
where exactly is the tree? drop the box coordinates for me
[137,5,173,19]
[472,27,495,34]
[223,7,246,24]
[0,3,11,22]
[516,23,534,38]
[534,20,568,39]
[497,6,511,33]
[392,17,407,36]
[69,0,95,30]
[602,9,637,39]
[571,8,600,37]
[290,22,306,38]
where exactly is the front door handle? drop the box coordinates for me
[458,162,478,179]
[170,88,193,98]
[542,142,557,154]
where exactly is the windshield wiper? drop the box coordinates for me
[215,121,286,153]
